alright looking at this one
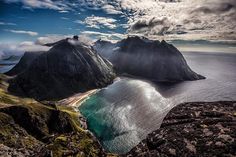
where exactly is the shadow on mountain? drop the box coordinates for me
[6,37,116,101]
[94,36,205,82]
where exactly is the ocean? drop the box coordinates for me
[79,51,236,154]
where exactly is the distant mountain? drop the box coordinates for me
[94,36,205,82]
[1,55,21,62]
[0,55,21,65]
[5,51,45,76]
[8,38,116,100]
[93,39,117,60]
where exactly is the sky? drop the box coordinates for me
[0,0,236,57]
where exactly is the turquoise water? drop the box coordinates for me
[79,52,236,154]
[79,78,173,153]
[79,94,117,141]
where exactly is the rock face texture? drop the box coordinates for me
[94,36,205,82]
[8,38,116,100]
[126,101,236,157]
[5,51,44,76]
[0,74,110,157]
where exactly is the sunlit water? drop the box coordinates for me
[1,52,235,154]
[79,52,236,154]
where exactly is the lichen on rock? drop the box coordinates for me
[126,101,236,157]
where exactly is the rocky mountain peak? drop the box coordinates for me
[7,38,116,100]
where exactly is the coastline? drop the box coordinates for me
[57,89,99,130]
[57,89,98,107]
[63,91,236,156]
[1,74,235,156]
[56,89,117,155]
[126,101,236,156]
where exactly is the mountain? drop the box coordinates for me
[5,51,45,76]
[0,55,21,66]
[94,36,205,82]
[8,37,116,100]
[0,74,109,157]
[93,39,117,60]
[1,55,21,62]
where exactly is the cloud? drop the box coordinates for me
[83,15,117,29]
[59,10,69,13]
[102,4,123,14]
[120,0,236,41]
[70,0,236,41]
[81,31,126,41]
[191,0,236,14]
[35,34,94,45]
[0,34,93,59]
[61,17,69,20]
[3,0,70,11]
[2,0,236,41]
[0,41,49,59]
[0,21,16,26]
[35,34,71,45]
[129,17,171,35]
[77,0,109,10]
[5,29,38,36]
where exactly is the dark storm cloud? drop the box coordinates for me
[192,1,236,14]
[129,17,171,36]
[126,0,236,41]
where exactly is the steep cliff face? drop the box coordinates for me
[0,74,111,157]
[94,36,205,82]
[8,38,116,100]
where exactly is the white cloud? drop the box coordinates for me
[5,29,38,36]
[81,31,126,42]
[61,17,69,20]
[59,10,69,13]
[0,41,49,59]
[3,0,236,41]
[35,34,94,45]
[4,0,70,11]
[74,20,84,24]
[71,0,236,41]
[102,4,123,14]
[35,34,72,45]
[83,15,117,29]
[121,0,236,41]
[0,21,16,26]
[18,41,49,51]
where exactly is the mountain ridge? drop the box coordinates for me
[94,36,205,82]
[7,38,116,100]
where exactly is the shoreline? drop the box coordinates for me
[126,101,236,156]
[71,99,236,155]
[57,89,99,129]
[56,89,112,154]
[63,95,236,156]
[57,89,98,107]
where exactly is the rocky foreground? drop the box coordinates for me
[0,74,116,157]
[126,101,236,157]
[1,71,235,157]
